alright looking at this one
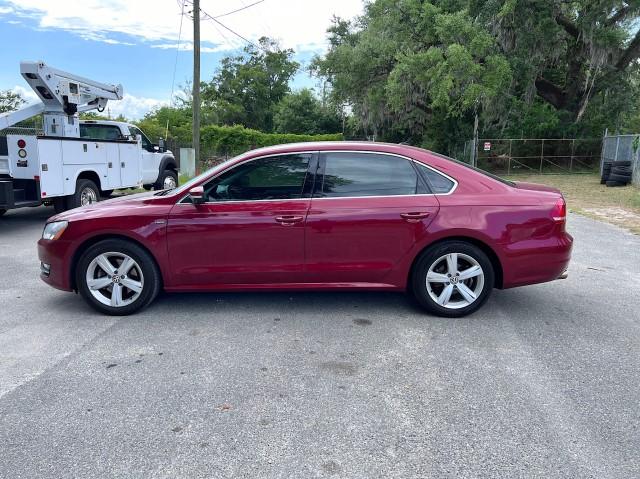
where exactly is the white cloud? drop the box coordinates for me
[10,85,164,120]
[0,0,364,52]
[11,85,39,104]
[107,93,166,120]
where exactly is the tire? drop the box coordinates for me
[606,180,627,187]
[612,160,631,167]
[154,169,178,190]
[68,179,100,209]
[53,197,67,214]
[411,241,494,318]
[76,239,161,315]
[608,173,631,183]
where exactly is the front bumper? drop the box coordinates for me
[37,238,74,291]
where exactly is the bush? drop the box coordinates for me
[200,124,343,157]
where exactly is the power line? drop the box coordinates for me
[169,0,187,108]
[183,0,263,50]
[211,0,264,19]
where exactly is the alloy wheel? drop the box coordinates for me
[426,252,485,309]
[85,252,145,307]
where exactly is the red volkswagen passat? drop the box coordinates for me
[38,142,572,317]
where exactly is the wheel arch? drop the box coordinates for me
[159,155,177,174]
[75,170,103,191]
[69,233,165,291]
[408,235,504,289]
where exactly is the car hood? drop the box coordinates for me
[49,191,165,222]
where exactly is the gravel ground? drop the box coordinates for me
[0,206,639,479]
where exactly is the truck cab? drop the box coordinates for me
[79,120,178,190]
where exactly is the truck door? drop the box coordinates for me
[128,125,157,184]
[118,141,141,187]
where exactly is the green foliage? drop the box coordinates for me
[313,0,640,153]
[200,124,342,156]
[0,89,25,113]
[274,88,342,134]
[201,37,299,132]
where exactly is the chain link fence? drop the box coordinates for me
[454,138,601,175]
[601,134,640,186]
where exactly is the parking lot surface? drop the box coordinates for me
[1,206,639,478]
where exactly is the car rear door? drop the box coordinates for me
[166,152,316,287]
[304,151,439,284]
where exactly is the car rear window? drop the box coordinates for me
[414,163,456,194]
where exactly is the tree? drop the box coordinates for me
[202,37,299,132]
[0,89,25,114]
[274,89,342,134]
[313,0,640,153]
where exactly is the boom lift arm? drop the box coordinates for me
[0,61,123,136]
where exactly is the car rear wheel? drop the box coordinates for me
[412,241,494,318]
[76,239,161,315]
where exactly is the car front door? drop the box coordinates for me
[166,153,316,287]
[304,151,440,284]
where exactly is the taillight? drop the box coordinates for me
[17,139,26,148]
[551,197,566,223]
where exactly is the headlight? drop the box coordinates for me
[42,221,68,240]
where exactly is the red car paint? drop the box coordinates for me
[38,142,572,294]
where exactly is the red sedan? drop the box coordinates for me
[38,142,572,317]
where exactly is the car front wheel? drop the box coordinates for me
[76,239,161,315]
[412,241,494,318]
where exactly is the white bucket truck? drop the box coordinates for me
[0,61,178,216]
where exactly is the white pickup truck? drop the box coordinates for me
[0,61,178,216]
[0,120,177,215]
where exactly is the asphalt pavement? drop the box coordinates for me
[0,205,639,478]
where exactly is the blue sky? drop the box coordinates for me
[0,0,363,119]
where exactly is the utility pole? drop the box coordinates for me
[192,0,201,166]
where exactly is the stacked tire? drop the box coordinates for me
[603,161,633,187]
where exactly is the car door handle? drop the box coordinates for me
[275,215,304,225]
[400,212,431,222]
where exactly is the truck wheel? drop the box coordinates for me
[155,170,178,190]
[69,179,100,209]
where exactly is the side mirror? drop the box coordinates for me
[189,186,205,204]
[158,138,166,153]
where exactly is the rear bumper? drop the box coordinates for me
[38,238,74,291]
[501,232,573,289]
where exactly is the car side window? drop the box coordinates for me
[415,163,455,194]
[202,154,311,202]
[318,152,419,198]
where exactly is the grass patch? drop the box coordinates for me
[506,173,640,234]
